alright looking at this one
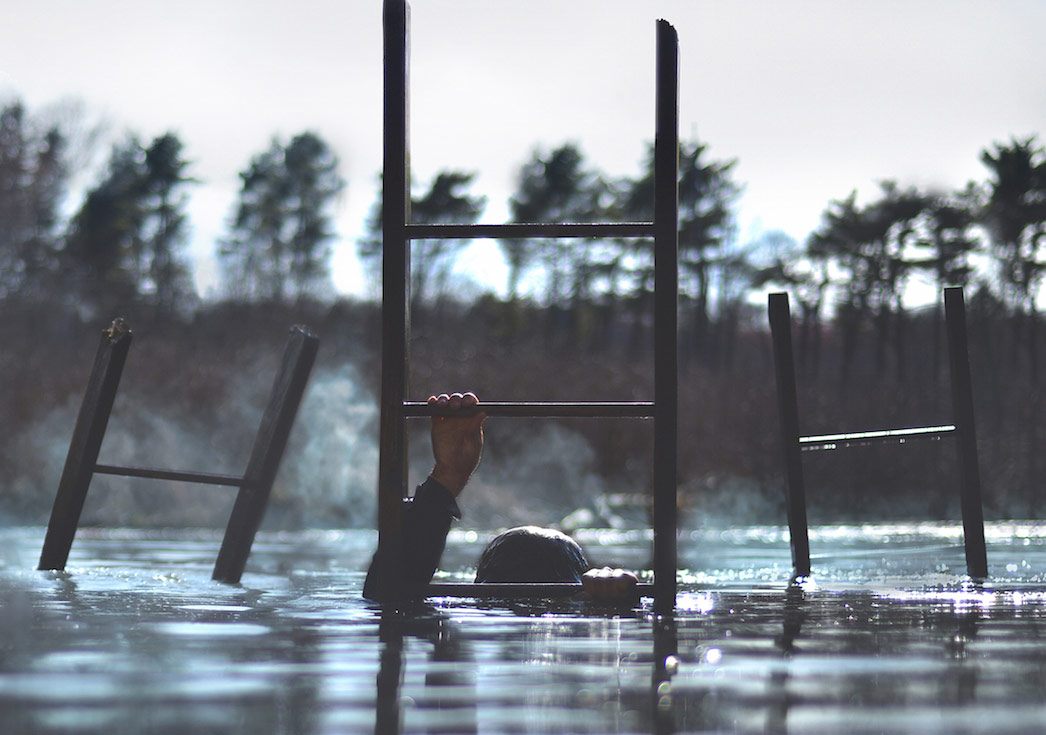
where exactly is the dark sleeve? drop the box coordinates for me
[362,477,462,601]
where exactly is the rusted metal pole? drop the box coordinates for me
[944,287,988,578]
[212,326,319,583]
[39,319,132,571]
[768,293,812,577]
[375,0,411,602]
[653,18,679,615]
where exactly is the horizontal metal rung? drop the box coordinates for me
[403,401,655,418]
[94,463,244,487]
[420,582,654,599]
[405,222,655,240]
[799,424,956,451]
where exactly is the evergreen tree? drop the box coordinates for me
[220,132,344,302]
[410,171,486,304]
[809,182,932,377]
[142,133,195,310]
[63,136,147,296]
[0,102,69,299]
[358,170,486,306]
[917,185,980,292]
[751,230,830,373]
[505,143,612,306]
[622,138,741,358]
[979,136,1046,315]
[63,132,195,309]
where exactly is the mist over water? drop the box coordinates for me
[279,366,380,527]
[4,359,644,532]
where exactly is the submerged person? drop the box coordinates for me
[363,391,638,602]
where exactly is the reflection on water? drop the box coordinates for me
[3,523,1046,733]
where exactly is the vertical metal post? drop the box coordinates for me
[944,287,988,578]
[376,0,412,600]
[651,614,678,735]
[39,320,132,571]
[652,19,679,615]
[213,326,319,583]
[768,293,812,577]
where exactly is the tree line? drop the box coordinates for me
[4,98,1044,348]
[0,99,345,314]
[3,94,1046,525]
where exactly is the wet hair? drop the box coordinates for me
[475,526,589,583]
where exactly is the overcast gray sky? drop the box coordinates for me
[3,0,1044,299]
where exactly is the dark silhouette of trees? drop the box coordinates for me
[752,230,830,374]
[63,137,141,296]
[976,136,1046,373]
[8,89,1046,525]
[621,138,741,361]
[505,143,612,306]
[62,132,195,311]
[806,183,930,379]
[0,102,68,300]
[980,136,1046,317]
[409,171,486,306]
[919,185,979,293]
[219,132,344,303]
[358,170,486,307]
[141,133,196,311]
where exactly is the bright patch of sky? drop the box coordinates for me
[2,0,1043,301]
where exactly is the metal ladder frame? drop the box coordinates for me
[378,0,680,612]
[768,287,988,579]
[38,319,319,584]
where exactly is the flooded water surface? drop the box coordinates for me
[3,522,1046,734]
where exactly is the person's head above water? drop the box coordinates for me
[475,525,589,583]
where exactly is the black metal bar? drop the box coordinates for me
[375,0,411,603]
[405,222,655,240]
[768,293,812,577]
[403,401,655,418]
[421,582,655,599]
[39,319,133,571]
[944,286,988,578]
[93,463,244,487]
[213,326,319,583]
[652,19,679,615]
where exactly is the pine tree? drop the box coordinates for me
[220,132,344,302]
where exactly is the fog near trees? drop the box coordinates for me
[2,95,1045,528]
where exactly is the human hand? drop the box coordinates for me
[428,392,486,497]
[580,567,639,603]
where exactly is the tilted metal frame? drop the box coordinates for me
[38,320,319,585]
[768,287,988,579]
[377,0,679,612]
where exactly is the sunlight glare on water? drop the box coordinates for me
[3,521,1046,733]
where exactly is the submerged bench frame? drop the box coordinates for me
[38,319,319,584]
[769,287,988,579]
[377,0,680,612]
